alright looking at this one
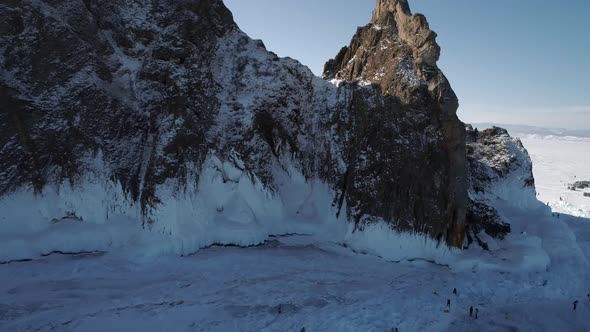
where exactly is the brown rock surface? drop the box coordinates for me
[324,0,467,247]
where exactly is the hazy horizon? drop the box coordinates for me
[224,0,590,130]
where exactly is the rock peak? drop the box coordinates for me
[371,0,411,23]
[324,0,467,247]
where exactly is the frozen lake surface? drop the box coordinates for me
[1,230,589,332]
[521,137,590,218]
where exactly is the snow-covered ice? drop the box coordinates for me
[521,137,590,218]
[1,224,589,332]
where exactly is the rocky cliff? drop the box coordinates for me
[465,125,537,248]
[323,0,467,246]
[0,0,470,256]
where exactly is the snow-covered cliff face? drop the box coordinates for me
[0,0,470,258]
[0,0,237,206]
[465,125,537,247]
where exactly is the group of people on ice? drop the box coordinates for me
[437,288,480,320]
[391,289,590,332]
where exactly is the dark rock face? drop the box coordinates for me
[0,0,236,215]
[466,126,535,195]
[1,0,468,247]
[465,125,536,244]
[570,181,590,190]
[323,0,467,246]
[466,200,510,249]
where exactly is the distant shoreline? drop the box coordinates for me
[472,123,590,141]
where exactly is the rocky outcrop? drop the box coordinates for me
[466,126,535,195]
[569,181,590,190]
[0,0,237,212]
[323,0,467,246]
[465,125,537,246]
[1,0,467,249]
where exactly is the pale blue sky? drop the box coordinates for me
[224,0,590,129]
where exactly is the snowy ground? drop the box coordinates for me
[520,137,590,218]
[1,230,590,332]
[2,137,590,331]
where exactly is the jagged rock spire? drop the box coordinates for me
[323,0,468,248]
[325,0,448,106]
[371,0,440,69]
[371,0,411,23]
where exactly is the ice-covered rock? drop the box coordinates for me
[1,0,469,259]
[465,125,538,246]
